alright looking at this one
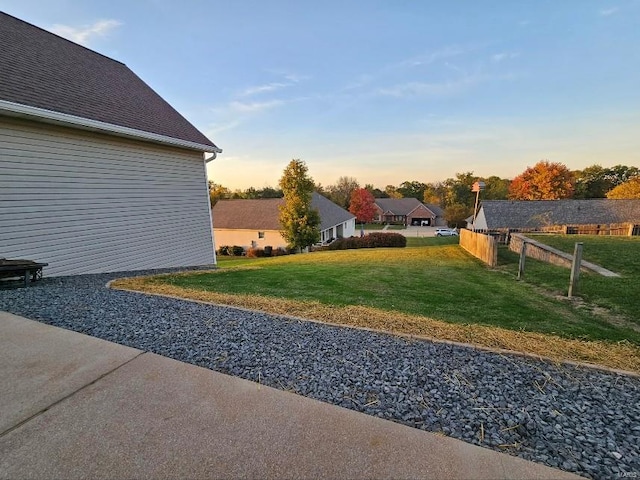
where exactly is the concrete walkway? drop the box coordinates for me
[1,312,580,479]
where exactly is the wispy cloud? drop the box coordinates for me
[491,52,520,63]
[50,19,122,46]
[376,72,517,99]
[228,100,284,114]
[394,45,469,69]
[239,82,292,97]
[206,120,242,135]
[599,7,619,16]
[376,78,479,98]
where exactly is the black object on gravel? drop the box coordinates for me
[1,270,639,479]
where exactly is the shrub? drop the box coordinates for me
[217,245,231,256]
[271,247,288,256]
[246,247,266,258]
[231,245,245,256]
[328,232,406,250]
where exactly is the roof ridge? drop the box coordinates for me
[0,11,126,66]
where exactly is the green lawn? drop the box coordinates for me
[155,239,640,344]
[505,235,640,323]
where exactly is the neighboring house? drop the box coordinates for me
[473,199,640,234]
[0,13,221,276]
[212,192,356,250]
[373,198,446,226]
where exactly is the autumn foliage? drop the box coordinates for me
[606,177,640,199]
[508,160,574,200]
[349,188,377,223]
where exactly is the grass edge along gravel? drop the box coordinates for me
[111,277,640,375]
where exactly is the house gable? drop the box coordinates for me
[0,13,219,276]
[0,12,219,153]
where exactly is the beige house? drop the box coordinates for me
[212,193,356,250]
[0,13,221,276]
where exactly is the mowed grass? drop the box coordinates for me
[112,234,640,373]
[509,235,640,323]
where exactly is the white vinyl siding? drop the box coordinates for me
[0,117,215,276]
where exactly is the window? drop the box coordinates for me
[258,231,265,239]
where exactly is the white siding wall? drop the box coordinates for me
[0,118,215,276]
[343,218,356,238]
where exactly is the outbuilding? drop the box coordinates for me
[0,13,221,276]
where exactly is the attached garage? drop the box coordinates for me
[0,12,221,276]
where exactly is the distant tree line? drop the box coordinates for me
[210,161,640,227]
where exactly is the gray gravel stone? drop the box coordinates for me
[2,268,639,480]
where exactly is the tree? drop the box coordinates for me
[349,188,376,224]
[574,164,640,198]
[278,159,320,251]
[423,182,447,205]
[606,177,640,199]
[508,160,574,200]
[573,165,611,199]
[384,185,403,198]
[444,172,476,207]
[483,176,510,200]
[208,182,232,206]
[605,165,640,186]
[326,176,360,209]
[444,203,472,228]
[365,184,387,198]
[397,180,427,199]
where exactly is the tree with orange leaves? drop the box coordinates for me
[349,188,377,224]
[508,160,574,200]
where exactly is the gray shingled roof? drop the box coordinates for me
[424,203,445,217]
[374,198,438,216]
[0,12,218,150]
[480,199,640,229]
[212,193,355,231]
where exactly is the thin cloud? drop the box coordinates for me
[599,7,619,16]
[240,82,293,97]
[228,99,284,114]
[491,52,520,63]
[206,120,242,135]
[50,19,122,46]
[376,78,478,98]
[265,69,310,83]
[376,72,517,99]
[394,45,469,69]
[339,45,471,95]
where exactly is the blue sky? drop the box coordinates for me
[3,0,639,189]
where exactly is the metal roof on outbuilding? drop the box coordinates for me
[479,199,640,230]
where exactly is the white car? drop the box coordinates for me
[435,228,459,237]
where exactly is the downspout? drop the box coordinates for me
[205,152,219,265]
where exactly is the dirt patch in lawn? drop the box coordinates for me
[111,277,640,375]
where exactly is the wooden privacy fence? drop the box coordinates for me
[460,229,497,267]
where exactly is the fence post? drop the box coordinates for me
[517,241,527,280]
[568,242,584,298]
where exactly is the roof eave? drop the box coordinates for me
[0,99,222,154]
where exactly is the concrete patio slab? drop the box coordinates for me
[0,311,141,433]
[0,313,581,479]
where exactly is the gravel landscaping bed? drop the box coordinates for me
[1,269,639,479]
